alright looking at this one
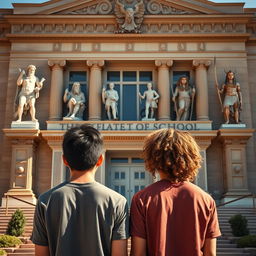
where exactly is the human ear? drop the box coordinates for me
[96,154,104,167]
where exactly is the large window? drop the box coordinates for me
[105,71,153,121]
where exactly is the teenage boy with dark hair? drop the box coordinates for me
[130,128,221,256]
[31,125,129,256]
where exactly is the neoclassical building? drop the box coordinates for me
[0,0,255,206]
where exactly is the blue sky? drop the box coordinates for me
[0,0,256,8]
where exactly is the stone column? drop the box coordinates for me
[2,129,39,206]
[87,60,105,120]
[192,60,211,121]
[155,59,173,120]
[219,129,254,207]
[48,60,66,120]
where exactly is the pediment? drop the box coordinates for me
[13,0,237,15]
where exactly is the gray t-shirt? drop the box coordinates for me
[31,181,129,256]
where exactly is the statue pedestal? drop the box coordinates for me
[11,121,39,129]
[1,189,37,207]
[141,118,156,121]
[63,117,82,121]
[220,123,246,129]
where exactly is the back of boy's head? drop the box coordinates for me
[63,125,103,171]
[143,128,202,182]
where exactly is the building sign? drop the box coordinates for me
[47,121,212,131]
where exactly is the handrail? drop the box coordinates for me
[5,195,36,215]
[217,194,255,208]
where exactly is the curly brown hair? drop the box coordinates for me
[142,128,202,182]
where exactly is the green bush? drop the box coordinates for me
[229,214,249,237]
[0,235,22,248]
[0,249,7,256]
[6,209,26,237]
[237,235,256,248]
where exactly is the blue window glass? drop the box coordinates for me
[139,71,152,81]
[114,186,119,193]
[131,158,144,163]
[69,71,87,82]
[134,172,139,179]
[123,84,137,120]
[120,186,126,196]
[140,172,145,179]
[135,186,140,193]
[140,185,145,190]
[120,172,125,179]
[107,71,120,81]
[123,71,136,81]
[114,172,119,179]
[111,158,129,163]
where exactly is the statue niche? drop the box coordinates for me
[114,0,145,33]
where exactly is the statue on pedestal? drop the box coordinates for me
[172,76,195,121]
[102,82,119,120]
[15,65,45,122]
[139,82,159,120]
[218,71,242,124]
[63,82,85,120]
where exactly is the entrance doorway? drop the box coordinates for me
[107,155,152,205]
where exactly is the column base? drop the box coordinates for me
[1,189,37,207]
[220,123,247,129]
[221,191,254,207]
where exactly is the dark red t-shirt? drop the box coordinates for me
[130,180,221,256]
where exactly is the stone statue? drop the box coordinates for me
[219,71,242,124]
[15,65,45,122]
[63,82,86,120]
[139,82,159,120]
[114,0,145,33]
[102,82,119,120]
[172,76,195,121]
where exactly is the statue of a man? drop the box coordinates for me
[219,71,242,124]
[102,82,119,120]
[15,65,45,122]
[139,82,159,120]
[172,76,195,121]
[63,82,86,120]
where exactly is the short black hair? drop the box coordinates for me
[62,125,103,171]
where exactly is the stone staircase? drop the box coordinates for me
[0,206,35,256]
[217,206,256,256]
[0,206,255,255]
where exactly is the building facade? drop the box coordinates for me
[0,0,255,206]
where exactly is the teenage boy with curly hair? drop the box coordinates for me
[32,125,129,256]
[130,128,221,256]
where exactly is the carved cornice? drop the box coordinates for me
[155,59,173,68]
[48,60,66,69]
[86,60,105,68]
[193,59,211,69]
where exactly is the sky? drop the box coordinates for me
[0,0,256,8]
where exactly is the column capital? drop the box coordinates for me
[155,59,173,68]
[87,60,105,68]
[48,60,66,68]
[193,59,211,69]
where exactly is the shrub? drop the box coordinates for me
[229,214,249,237]
[6,209,26,237]
[237,235,256,248]
[0,235,22,248]
[0,249,7,256]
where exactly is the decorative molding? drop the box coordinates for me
[53,42,62,52]
[193,59,211,68]
[10,22,247,35]
[198,42,206,51]
[178,42,186,51]
[86,60,105,67]
[48,60,66,68]
[155,59,173,67]
[126,43,134,51]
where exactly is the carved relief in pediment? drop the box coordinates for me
[145,0,192,15]
[59,0,193,15]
